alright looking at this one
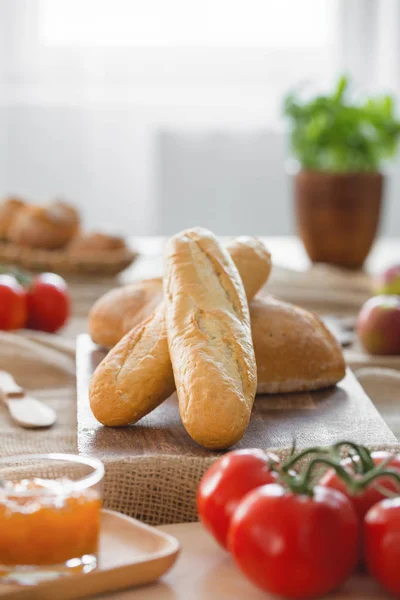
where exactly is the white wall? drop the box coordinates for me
[156,129,292,235]
[4,105,155,235]
[0,0,399,238]
[0,10,7,191]
[2,103,400,237]
[156,129,400,237]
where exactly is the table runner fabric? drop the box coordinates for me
[0,263,399,525]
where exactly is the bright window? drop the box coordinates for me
[40,0,336,48]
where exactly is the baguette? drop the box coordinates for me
[89,304,174,426]
[90,292,345,426]
[89,236,270,427]
[89,237,271,349]
[225,236,273,300]
[164,228,257,449]
[89,278,163,348]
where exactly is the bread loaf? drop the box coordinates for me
[89,236,270,427]
[8,201,80,249]
[251,295,346,393]
[225,236,273,300]
[0,197,26,240]
[89,304,174,426]
[164,228,257,449]
[89,278,163,349]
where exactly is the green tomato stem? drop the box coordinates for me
[331,441,374,473]
[289,457,358,497]
[0,264,32,287]
[281,446,329,473]
[354,462,400,494]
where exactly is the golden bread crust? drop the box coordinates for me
[89,279,163,349]
[89,305,175,426]
[226,236,272,299]
[164,228,257,449]
[0,197,26,239]
[90,278,346,395]
[89,236,269,429]
[251,295,346,393]
[8,201,80,249]
[68,232,127,254]
[88,238,271,349]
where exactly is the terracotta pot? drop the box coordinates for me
[294,170,383,269]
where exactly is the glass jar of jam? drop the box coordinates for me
[0,454,104,585]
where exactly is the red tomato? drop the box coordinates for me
[320,451,400,519]
[197,449,279,549]
[27,273,70,333]
[0,274,28,330]
[229,484,359,599]
[365,498,400,596]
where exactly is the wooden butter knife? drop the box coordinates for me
[0,371,57,428]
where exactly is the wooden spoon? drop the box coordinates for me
[0,371,56,428]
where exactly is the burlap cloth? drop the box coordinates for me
[0,264,399,525]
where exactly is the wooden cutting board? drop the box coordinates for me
[77,335,396,458]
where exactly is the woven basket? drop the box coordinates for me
[0,241,138,276]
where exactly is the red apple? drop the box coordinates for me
[357,296,400,355]
[376,264,400,295]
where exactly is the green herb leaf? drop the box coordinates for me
[283,76,400,172]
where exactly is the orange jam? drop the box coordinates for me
[0,478,101,566]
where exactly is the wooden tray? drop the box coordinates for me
[0,509,180,600]
[77,334,396,458]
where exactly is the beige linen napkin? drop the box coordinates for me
[0,331,77,455]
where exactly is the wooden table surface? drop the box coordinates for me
[93,522,392,600]
[121,236,400,280]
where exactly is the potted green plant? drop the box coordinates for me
[284,76,400,268]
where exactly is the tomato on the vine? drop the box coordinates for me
[229,483,360,599]
[365,498,400,596]
[27,273,70,333]
[320,451,400,519]
[197,449,279,549]
[0,274,27,330]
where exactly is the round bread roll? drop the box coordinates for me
[89,278,164,349]
[68,232,127,255]
[251,295,346,393]
[0,196,26,239]
[8,200,80,249]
